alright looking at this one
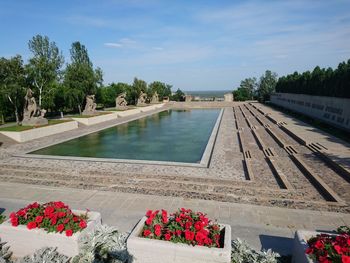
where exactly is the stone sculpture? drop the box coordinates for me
[224,93,234,102]
[116,92,128,110]
[151,92,159,104]
[185,95,192,102]
[22,88,48,126]
[82,95,97,115]
[136,91,147,106]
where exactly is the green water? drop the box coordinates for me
[30,109,221,163]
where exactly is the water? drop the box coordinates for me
[30,109,221,163]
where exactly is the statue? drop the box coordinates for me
[136,91,147,106]
[224,93,234,102]
[115,92,128,110]
[82,95,97,115]
[151,92,159,104]
[22,88,48,126]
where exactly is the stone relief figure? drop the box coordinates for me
[115,92,128,110]
[22,88,48,126]
[136,91,147,106]
[151,92,159,104]
[82,95,97,115]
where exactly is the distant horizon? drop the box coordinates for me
[1,1,349,91]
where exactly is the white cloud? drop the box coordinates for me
[104,42,123,48]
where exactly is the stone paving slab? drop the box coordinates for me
[0,182,349,255]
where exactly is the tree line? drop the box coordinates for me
[232,70,278,102]
[0,35,182,124]
[275,59,350,98]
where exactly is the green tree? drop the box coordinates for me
[99,82,131,107]
[171,88,185,101]
[131,77,147,104]
[239,77,257,100]
[148,81,172,101]
[26,35,64,108]
[233,87,250,101]
[257,70,278,102]
[0,55,26,124]
[63,42,103,114]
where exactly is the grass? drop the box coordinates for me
[0,119,72,132]
[267,103,350,144]
[69,111,113,118]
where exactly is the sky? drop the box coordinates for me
[0,0,350,91]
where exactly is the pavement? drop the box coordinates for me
[1,182,349,256]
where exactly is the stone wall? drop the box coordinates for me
[270,93,350,131]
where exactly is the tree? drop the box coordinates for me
[171,88,185,101]
[239,77,257,100]
[131,78,147,104]
[99,82,131,107]
[148,81,172,101]
[26,35,64,108]
[257,70,278,102]
[232,77,257,101]
[63,42,103,114]
[0,55,26,124]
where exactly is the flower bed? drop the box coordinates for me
[0,201,101,257]
[127,208,231,263]
[293,228,350,263]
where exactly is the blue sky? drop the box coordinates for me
[0,0,349,91]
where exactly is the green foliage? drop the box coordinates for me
[171,88,185,101]
[73,225,130,263]
[231,239,280,263]
[18,247,69,263]
[257,70,278,102]
[337,225,350,234]
[275,59,350,98]
[26,35,64,108]
[0,214,5,224]
[99,83,131,108]
[148,81,172,101]
[233,78,257,101]
[0,55,26,123]
[63,41,103,114]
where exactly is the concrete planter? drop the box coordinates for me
[292,230,338,263]
[0,210,101,257]
[127,216,231,263]
[72,112,118,126]
[0,121,78,143]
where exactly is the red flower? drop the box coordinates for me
[334,245,343,254]
[53,201,65,208]
[176,230,182,236]
[185,221,192,229]
[146,210,153,217]
[305,247,313,254]
[145,217,153,226]
[73,217,78,222]
[11,217,18,227]
[161,209,168,224]
[65,229,73,236]
[35,216,43,223]
[58,212,66,218]
[50,217,57,226]
[17,210,26,217]
[27,221,37,230]
[164,233,172,241]
[44,206,55,216]
[314,240,324,249]
[143,229,152,237]
[184,230,195,241]
[194,221,203,231]
[56,224,65,232]
[154,224,162,237]
[342,255,350,263]
[79,220,87,229]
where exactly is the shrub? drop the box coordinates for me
[18,247,69,263]
[141,208,222,248]
[0,238,12,263]
[73,224,131,263]
[0,215,5,224]
[9,201,88,236]
[231,238,280,263]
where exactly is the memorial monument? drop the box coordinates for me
[224,93,234,102]
[151,92,159,104]
[137,91,147,106]
[82,95,97,115]
[22,88,48,126]
[116,92,128,110]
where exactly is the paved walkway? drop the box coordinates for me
[0,182,349,255]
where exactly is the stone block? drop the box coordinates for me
[127,216,231,263]
[0,210,101,257]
